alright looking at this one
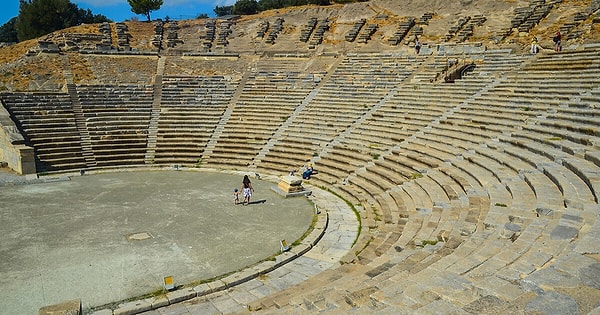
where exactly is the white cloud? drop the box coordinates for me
[212,0,237,6]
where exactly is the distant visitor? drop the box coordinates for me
[242,175,254,205]
[233,188,240,205]
[530,36,539,54]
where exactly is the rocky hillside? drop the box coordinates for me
[0,0,598,91]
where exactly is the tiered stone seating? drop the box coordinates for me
[164,21,181,48]
[459,51,531,83]
[443,15,487,43]
[388,50,600,303]
[256,21,269,38]
[345,19,366,42]
[156,76,237,165]
[315,67,455,185]
[511,0,554,33]
[209,58,320,168]
[458,49,600,143]
[417,12,435,25]
[215,21,233,47]
[434,149,592,312]
[264,18,284,44]
[499,117,599,201]
[261,53,418,174]
[388,18,415,46]
[76,84,153,167]
[97,22,112,50]
[6,38,600,314]
[1,92,86,171]
[333,144,457,262]
[308,19,329,49]
[151,20,163,49]
[200,19,216,51]
[115,22,130,51]
[410,54,456,83]
[455,15,486,42]
[249,139,497,313]
[240,48,600,314]
[278,126,574,312]
[256,21,271,38]
[435,50,596,150]
[356,24,378,44]
[299,17,317,43]
[560,0,600,40]
[444,16,471,42]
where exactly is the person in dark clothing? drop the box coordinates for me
[553,31,562,52]
[242,175,254,205]
[302,163,314,180]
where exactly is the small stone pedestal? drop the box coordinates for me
[272,175,311,198]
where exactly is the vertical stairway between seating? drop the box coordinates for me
[61,55,97,168]
[145,56,166,164]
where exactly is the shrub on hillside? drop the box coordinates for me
[15,0,110,42]
[0,17,18,43]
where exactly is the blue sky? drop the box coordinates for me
[0,0,238,26]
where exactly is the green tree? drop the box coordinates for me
[257,0,330,12]
[258,0,283,11]
[233,0,258,15]
[0,17,18,43]
[214,5,233,16]
[16,0,110,42]
[77,8,110,24]
[127,0,163,21]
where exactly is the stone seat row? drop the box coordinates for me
[180,56,596,312]
[236,93,311,101]
[423,119,598,205]
[302,146,486,288]
[37,58,591,312]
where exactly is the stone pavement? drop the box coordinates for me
[88,178,358,315]
[0,168,321,314]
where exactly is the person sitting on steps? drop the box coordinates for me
[302,163,314,180]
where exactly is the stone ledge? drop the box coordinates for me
[166,287,196,304]
[89,309,112,315]
[113,300,151,315]
[143,295,169,309]
[38,299,81,315]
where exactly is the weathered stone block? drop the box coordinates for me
[38,299,81,315]
[277,181,305,193]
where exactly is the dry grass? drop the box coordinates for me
[0,0,599,91]
[0,39,37,65]
[68,54,96,84]
[83,55,158,84]
[6,54,64,91]
[126,21,157,50]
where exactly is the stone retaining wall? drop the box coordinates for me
[0,104,35,174]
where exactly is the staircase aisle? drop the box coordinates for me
[61,55,97,168]
[144,56,166,164]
